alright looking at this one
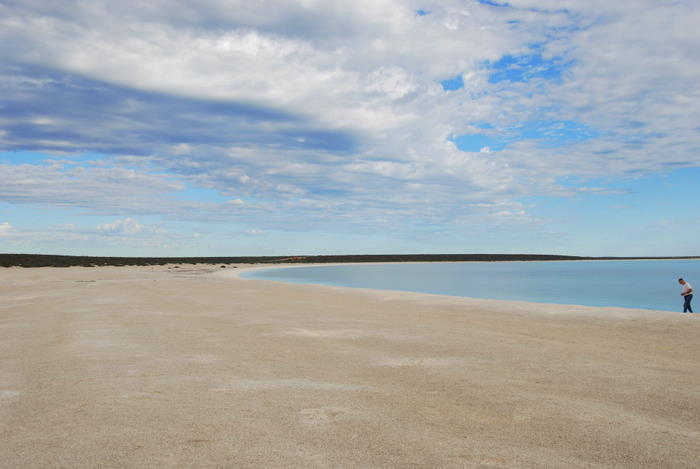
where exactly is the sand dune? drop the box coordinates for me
[1,265,698,468]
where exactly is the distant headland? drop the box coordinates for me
[1,253,699,268]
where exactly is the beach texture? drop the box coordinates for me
[1,265,698,468]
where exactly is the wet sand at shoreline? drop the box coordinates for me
[1,265,698,468]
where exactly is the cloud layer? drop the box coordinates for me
[1,0,699,252]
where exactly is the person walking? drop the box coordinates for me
[678,278,693,313]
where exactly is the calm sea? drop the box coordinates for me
[242,260,700,311]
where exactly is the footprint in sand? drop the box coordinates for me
[299,406,348,425]
[0,390,21,400]
[375,357,456,367]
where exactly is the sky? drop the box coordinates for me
[1,0,699,257]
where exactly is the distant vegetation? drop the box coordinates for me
[1,253,698,268]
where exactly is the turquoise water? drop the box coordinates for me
[242,260,700,311]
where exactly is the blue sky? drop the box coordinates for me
[1,0,699,257]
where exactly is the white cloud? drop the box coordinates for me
[0,1,525,125]
[0,219,183,253]
[97,218,162,235]
[0,162,190,215]
[0,222,12,237]
[169,143,192,155]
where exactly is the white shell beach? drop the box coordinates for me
[1,264,698,468]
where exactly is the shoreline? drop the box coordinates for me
[233,262,691,314]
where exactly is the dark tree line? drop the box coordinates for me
[1,253,698,268]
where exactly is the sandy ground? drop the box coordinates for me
[0,265,698,469]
